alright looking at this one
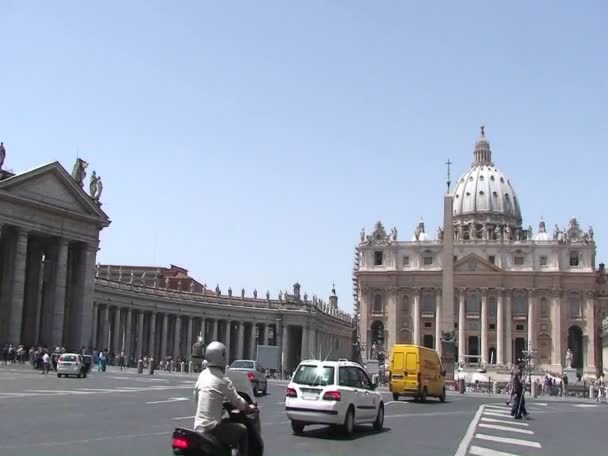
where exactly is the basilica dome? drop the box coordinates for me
[452,127,522,228]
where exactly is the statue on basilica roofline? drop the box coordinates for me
[360,227,366,242]
[0,142,6,169]
[504,225,512,241]
[253,289,257,300]
[437,226,444,241]
[228,287,232,297]
[89,171,103,202]
[241,288,245,299]
[215,284,221,296]
[553,224,560,240]
[589,226,594,241]
[390,226,398,241]
[527,225,533,240]
[71,158,88,188]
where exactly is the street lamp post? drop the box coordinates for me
[520,340,538,394]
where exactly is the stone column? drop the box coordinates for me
[249,323,257,360]
[527,290,535,351]
[359,290,369,358]
[91,303,98,349]
[77,243,98,348]
[435,289,442,356]
[496,289,504,365]
[102,305,110,350]
[113,307,121,354]
[198,317,207,342]
[211,319,218,341]
[300,325,309,361]
[225,321,232,362]
[125,309,133,362]
[136,311,144,358]
[505,290,513,365]
[22,238,43,345]
[412,288,421,345]
[282,323,289,373]
[584,291,596,374]
[481,288,488,365]
[458,289,466,364]
[8,228,29,344]
[51,238,70,346]
[275,319,283,373]
[387,289,398,353]
[149,313,156,359]
[186,317,193,360]
[161,313,168,359]
[236,322,245,359]
[174,316,182,359]
[550,290,562,369]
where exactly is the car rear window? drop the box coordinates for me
[60,355,77,362]
[231,361,254,369]
[293,365,335,386]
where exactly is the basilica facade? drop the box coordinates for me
[355,128,607,377]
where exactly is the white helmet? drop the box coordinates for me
[205,341,228,368]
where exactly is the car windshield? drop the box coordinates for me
[293,365,335,387]
[231,361,254,369]
[60,355,77,362]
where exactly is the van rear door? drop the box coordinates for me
[404,351,419,390]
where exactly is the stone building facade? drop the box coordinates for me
[0,161,110,350]
[0,154,352,372]
[355,128,607,376]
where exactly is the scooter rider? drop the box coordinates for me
[193,341,254,456]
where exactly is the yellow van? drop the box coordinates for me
[388,344,446,402]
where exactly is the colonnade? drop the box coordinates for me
[0,223,97,349]
[91,303,351,371]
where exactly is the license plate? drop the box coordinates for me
[302,393,319,400]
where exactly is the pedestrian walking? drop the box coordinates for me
[41,352,50,375]
[510,365,528,420]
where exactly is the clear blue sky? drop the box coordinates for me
[2,1,607,312]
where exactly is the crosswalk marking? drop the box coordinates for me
[483,411,514,418]
[469,445,520,456]
[478,423,534,434]
[475,433,542,448]
[480,417,529,427]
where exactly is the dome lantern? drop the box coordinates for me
[473,125,493,166]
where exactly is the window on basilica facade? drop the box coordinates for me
[569,251,580,267]
[514,255,525,266]
[540,297,549,318]
[373,294,383,314]
[540,256,548,267]
[423,255,434,265]
[489,297,497,317]
[422,294,434,313]
[402,295,410,313]
[403,256,410,267]
[569,296,582,318]
[513,294,527,315]
[374,251,383,266]
[488,255,496,264]
[466,290,480,313]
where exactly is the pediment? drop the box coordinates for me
[0,162,109,223]
[454,254,502,273]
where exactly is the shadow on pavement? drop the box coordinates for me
[295,425,390,441]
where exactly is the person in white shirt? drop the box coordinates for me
[41,352,50,375]
[193,342,253,456]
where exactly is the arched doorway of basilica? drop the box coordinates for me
[567,326,584,369]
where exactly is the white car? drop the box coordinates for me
[285,359,384,436]
[56,353,86,378]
